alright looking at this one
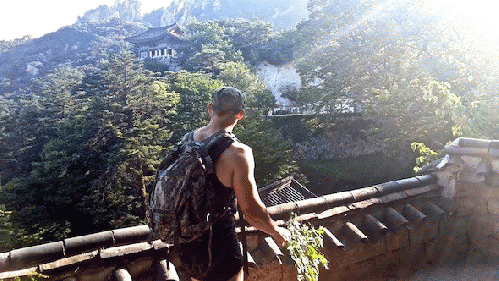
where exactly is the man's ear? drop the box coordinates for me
[208,104,214,115]
[235,109,245,120]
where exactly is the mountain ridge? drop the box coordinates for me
[78,0,308,29]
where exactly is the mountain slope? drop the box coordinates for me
[152,0,308,29]
[79,0,309,29]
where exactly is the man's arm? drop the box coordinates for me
[231,143,289,246]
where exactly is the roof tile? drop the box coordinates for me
[374,181,400,194]
[64,231,114,257]
[317,206,350,220]
[456,137,491,148]
[100,242,153,259]
[404,185,437,197]
[348,198,380,210]
[323,228,345,251]
[9,242,64,271]
[396,177,423,189]
[383,208,408,230]
[267,202,297,218]
[350,186,378,202]
[295,196,329,214]
[489,140,499,156]
[422,202,445,217]
[378,191,408,204]
[39,250,98,271]
[362,214,388,235]
[322,191,355,207]
[402,204,427,223]
[342,222,368,243]
[112,225,151,246]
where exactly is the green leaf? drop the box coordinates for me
[286,213,328,281]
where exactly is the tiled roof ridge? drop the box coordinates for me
[126,24,183,43]
[267,175,438,219]
[0,225,153,273]
[0,175,439,274]
[444,137,499,156]
[258,176,318,207]
[257,175,294,194]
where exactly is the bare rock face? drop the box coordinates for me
[257,62,301,106]
[144,0,309,29]
[26,61,43,76]
[78,0,142,23]
[78,0,308,31]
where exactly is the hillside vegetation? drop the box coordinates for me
[2,0,499,250]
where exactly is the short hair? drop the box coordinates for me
[212,87,245,116]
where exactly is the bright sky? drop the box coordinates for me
[425,0,499,51]
[0,0,173,41]
[2,0,499,46]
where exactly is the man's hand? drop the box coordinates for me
[273,226,291,247]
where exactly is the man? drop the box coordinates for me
[177,87,289,281]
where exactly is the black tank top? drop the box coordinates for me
[189,132,237,215]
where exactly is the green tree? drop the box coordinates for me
[184,46,227,74]
[35,63,85,119]
[77,49,179,230]
[0,205,14,251]
[166,71,224,139]
[217,61,275,110]
[180,19,294,70]
[293,0,480,160]
[0,49,180,245]
[0,64,86,185]
[180,20,243,75]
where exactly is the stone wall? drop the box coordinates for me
[434,137,499,260]
[244,137,499,281]
[269,114,379,161]
[244,175,465,281]
[2,137,499,281]
[294,131,380,160]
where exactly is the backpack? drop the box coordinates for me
[147,130,237,244]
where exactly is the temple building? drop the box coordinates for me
[125,24,185,71]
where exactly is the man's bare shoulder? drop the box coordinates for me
[221,141,253,163]
[215,139,253,187]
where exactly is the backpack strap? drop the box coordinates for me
[237,204,249,276]
[178,132,193,145]
[208,133,236,164]
[185,130,237,163]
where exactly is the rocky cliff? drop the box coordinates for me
[257,62,301,106]
[150,0,308,29]
[79,0,308,30]
[78,0,142,23]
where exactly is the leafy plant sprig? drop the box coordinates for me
[14,272,49,281]
[286,213,329,281]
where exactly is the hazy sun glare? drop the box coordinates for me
[426,0,499,51]
[1,0,173,41]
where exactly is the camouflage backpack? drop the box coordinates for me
[147,130,237,244]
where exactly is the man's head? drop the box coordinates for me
[212,87,245,116]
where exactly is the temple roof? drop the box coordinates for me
[258,176,317,207]
[125,24,184,45]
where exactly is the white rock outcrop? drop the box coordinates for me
[26,61,43,76]
[257,62,301,106]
